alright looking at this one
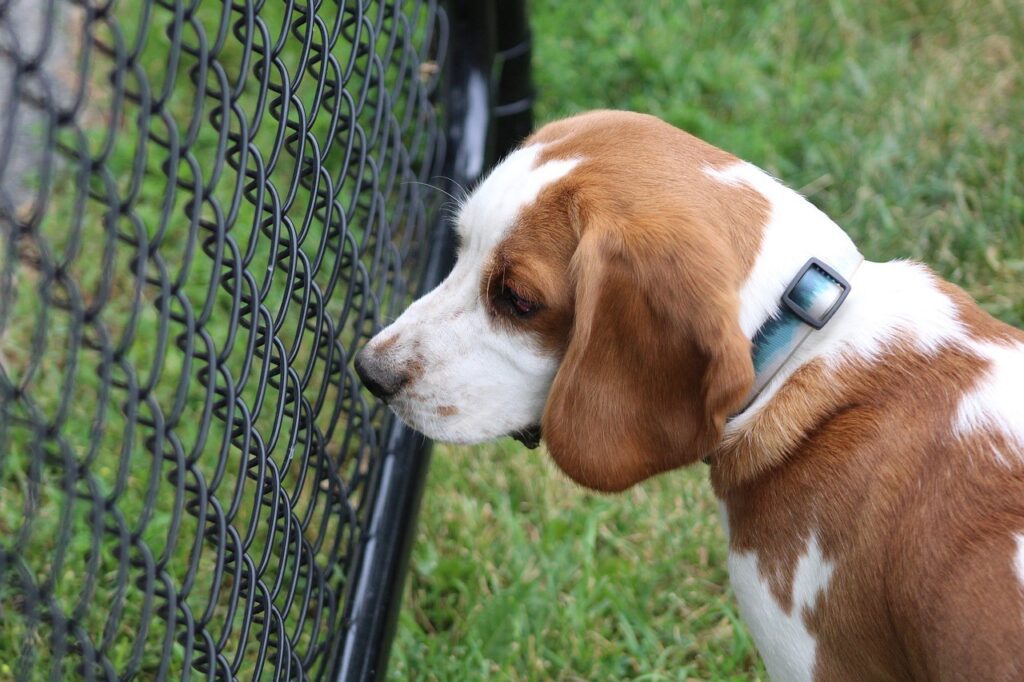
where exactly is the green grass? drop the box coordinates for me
[389,0,1023,679]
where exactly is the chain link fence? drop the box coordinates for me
[0,0,531,678]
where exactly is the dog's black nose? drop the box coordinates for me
[354,348,406,402]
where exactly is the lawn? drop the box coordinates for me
[388,0,1023,679]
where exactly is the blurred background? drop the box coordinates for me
[390,0,1023,679]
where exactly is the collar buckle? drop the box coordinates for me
[780,257,852,330]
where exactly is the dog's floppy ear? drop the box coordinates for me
[541,217,754,492]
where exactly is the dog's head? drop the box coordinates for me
[355,111,768,491]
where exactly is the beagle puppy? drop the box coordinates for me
[355,111,1024,681]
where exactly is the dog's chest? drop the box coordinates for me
[721,506,834,682]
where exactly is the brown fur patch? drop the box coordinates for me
[528,110,768,275]
[482,182,581,354]
[484,111,773,491]
[405,354,425,384]
[375,333,400,352]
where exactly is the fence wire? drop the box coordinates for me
[0,0,448,678]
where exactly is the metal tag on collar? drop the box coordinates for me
[781,257,852,330]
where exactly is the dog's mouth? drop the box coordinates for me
[510,424,542,449]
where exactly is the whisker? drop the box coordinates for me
[429,175,470,203]
[401,179,463,206]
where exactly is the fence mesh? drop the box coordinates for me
[0,0,448,678]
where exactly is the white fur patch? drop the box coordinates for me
[705,162,861,340]
[805,260,968,368]
[954,340,1024,462]
[457,145,580,253]
[361,144,580,443]
[728,533,835,682]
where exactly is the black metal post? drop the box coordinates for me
[495,0,535,156]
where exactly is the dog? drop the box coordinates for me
[354,110,1024,680]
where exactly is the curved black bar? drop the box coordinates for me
[332,1,533,680]
[331,419,433,682]
[495,0,535,155]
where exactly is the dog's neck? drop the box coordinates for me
[706,162,863,408]
[706,163,859,340]
[705,162,867,485]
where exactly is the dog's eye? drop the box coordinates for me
[504,288,537,316]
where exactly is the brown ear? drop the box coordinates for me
[541,219,753,492]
